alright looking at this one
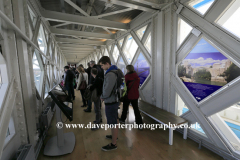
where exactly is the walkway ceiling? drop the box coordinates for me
[38,0,171,63]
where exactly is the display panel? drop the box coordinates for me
[134,53,150,86]
[178,38,240,102]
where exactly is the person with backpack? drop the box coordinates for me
[99,56,124,151]
[63,66,76,101]
[76,66,88,107]
[89,68,103,130]
[119,65,143,128]
[84,60,104,112]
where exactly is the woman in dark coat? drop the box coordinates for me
[119,65,143,126]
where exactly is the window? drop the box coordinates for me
[108,45,112,53]
[188,0,215,15]
[44,80,50,98]
[112,45,120,62]
[145,32,151,54]
[4,117,16,147]
[28,6,37,27]
[37,24,47,55]
[209,101,240,151]
[136,25,147,40]
[191,122,206,134]
[134,53,150,86]
[32,52,44,94]
[177,38,240,102]
[0,53,9,109]
[47,65,51,80]
[178,18,193,47]
[118,57,126,75]
[55,48,58,64]
[104,48,109,56]
[176,94,189,116]
[216,0,240,38]
[118,38,124,48]
[123,35,138,64]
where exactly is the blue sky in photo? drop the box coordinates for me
[189,39,219,53]
[193,0,214,9]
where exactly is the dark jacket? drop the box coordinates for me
[125,71,140,100]
[90,76,103,96]
[65,70,76,86]
[86,67,92,84]
[89,64,104,84]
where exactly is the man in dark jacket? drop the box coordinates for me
[89,68,103,130]
[84,60,104,112]
[63,66,76,101]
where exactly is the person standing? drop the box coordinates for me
[76,66,88,107]
[63,66,76,101]
[99,56,119,151]
[89,68,103,130]
[84,62,93,112]
[119,65,143,127]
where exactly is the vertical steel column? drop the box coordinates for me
[12,0,37,147]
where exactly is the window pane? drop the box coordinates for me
[217,1,240,38]
[104,48,109,56]
[37,25,47,54]
[134,53,150,86]
[118,57,126,75]
[118,38,124,48]
[0,68,2,89]
[112,45,120,62]
[44,81,49,98]
[136,25,147,40]
[108,45,112,53]
[32,53,43,94]
[178,18,193,47]
[145,33,151,54]
[189,0,215,15]
[176,94,189,116]
[191,122,206,134]
[6,128,10,138]
[123,35,138,63]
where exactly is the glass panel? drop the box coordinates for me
[210,102,240,151]
[189,0,215,15]
[118,38,124,48]
[28,6,37,27]
[0,68,2,89]
[55,48,58,64]
[44,81,49,98]
[6,128,10,138]
[177,38,240,102]
[134,53,150,86]
[104,48,109,56]
[32,53,43,94]
[191,122,206,134]
[47,65,50,80]
[37,25,47,55]
[178,18,193,47]
[176,94,189,116]
[136,25,147,40]
[108,45,112,53]
[118,57,126,75]
[123,35,138,64]
[217,1,240,38]
[49,43,52,60]
[112,45,120,62]
[145,32,151,54]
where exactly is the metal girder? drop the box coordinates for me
[91,8,133,18]
[56,37,105,45]
[50,27,114,39]
[52,22,71,28]
[64,0,89,16]
[60,47,95,51]
[98,0,157,13]
[81,0,95,31]
[63,52,93,55]
[131,0,168,9]
[59,43,94,48]
[41,10,129,31]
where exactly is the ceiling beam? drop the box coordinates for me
[59,43,95,48]
[91,8,133,18]
[98,0,157,13]
[81,0,95,31]
[50,27,114,39]
[64,0,89,16]
[60,48,95,51]
[56,37,105,45]
[41,10,129,31]
[52,22,71,28]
